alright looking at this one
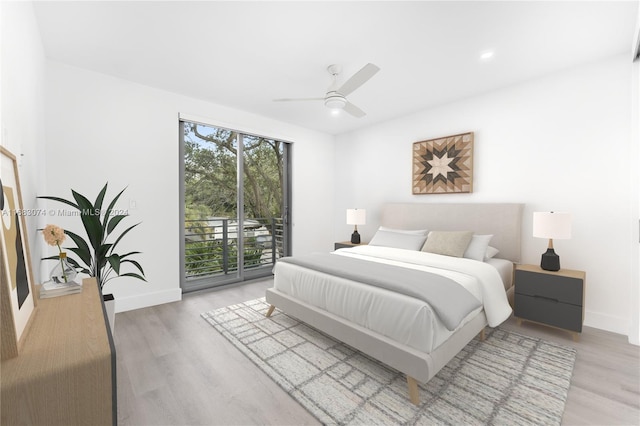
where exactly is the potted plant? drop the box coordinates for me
[39,183,146,330]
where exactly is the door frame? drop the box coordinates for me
[178,114,292,293]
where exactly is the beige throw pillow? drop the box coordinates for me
[421,231,474,258]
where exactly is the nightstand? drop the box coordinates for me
[514,264,586,341]
[334,241,367,250]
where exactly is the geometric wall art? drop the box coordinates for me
[412,132,474,194]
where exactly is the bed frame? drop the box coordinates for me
[265,202,523,405]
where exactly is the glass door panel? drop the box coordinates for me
[241,134,286,279]
[181,121,290,292]
[183,122,240,290]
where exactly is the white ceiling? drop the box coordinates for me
[32,1,638,135]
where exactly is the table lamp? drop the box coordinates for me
[533,211,572,271]
[346,208,366,244]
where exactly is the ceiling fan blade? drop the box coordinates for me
[338,63,380,96]
[343,101,366,118]
[273,97,324,102]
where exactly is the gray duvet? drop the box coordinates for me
[279,253,481,331]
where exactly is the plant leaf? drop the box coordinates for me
[106,214,127,235]
[119,251,142,259]
[66,248,90,269]
[41,255,62,261]
[107,254,121,275]
[102,271,146,286]
[117,272,146,282]
[97,244,113,267]
[102,186,127,230]
[121,259,145,276]
[111,223,140,251]
[63,255,82,270]
[72,190,103,251]
[94,182,108,212]
[41,254,88,275]
[64,230,92,268]
[37,195,79,210]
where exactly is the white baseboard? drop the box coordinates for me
[113,288,182,313]
[584,309,631,339]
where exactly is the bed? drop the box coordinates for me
[265,202,523,405]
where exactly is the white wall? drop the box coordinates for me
[5,2,638,341]
[1,0,332,315]
[1,1,48,284]
[3,0,336,313]
[631,10,640,345]
[43,61,335,313]
[335,54,637,339]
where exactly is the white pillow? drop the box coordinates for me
[463,234,494,261]
[485,246,500,260]
[369,230,428,251]
[378,226,429,236]
[421,231,474,258]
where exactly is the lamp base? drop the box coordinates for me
[540,248,560,271]
[350,230,361,244]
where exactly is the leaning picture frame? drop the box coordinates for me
[1,146,37,360]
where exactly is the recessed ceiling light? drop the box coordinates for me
[480,51,495,61]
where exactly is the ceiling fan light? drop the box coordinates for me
[480,50,495,61]
[325,95,346,110]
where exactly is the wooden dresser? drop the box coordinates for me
[1,278,116,425]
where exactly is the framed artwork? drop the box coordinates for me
[412,132,474,194]
[1,146,37,360]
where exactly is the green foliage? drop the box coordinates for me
[185,239,223,276]
[39,183,146,289]
[183,123,284,224]
[184,237,264,277]
[183,122,282,279]
[242,237,264,267]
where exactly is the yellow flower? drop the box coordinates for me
[43,224,66,246]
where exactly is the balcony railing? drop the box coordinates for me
[184,217,284,280]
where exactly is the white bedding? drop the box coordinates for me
[486,257,515,290]
[272,245,512,353]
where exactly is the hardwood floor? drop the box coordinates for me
[114,279,640,425]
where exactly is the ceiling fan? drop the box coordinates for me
[274,63,380,118]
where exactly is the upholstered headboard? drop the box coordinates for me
[380,203,524,263]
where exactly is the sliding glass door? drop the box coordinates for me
[180,120,291,292]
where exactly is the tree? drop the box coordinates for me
[183,123,283,223]
[183,122,285,277]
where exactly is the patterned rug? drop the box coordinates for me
[202,298,576,425]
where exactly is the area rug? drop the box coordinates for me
[202,298,576,425]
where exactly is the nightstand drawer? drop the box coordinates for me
[515,293,583,332]
[515,270,583,306]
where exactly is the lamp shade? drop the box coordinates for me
[346,209,366,225]
[533,212,572,239]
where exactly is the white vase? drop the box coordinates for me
[103,293,115,334]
